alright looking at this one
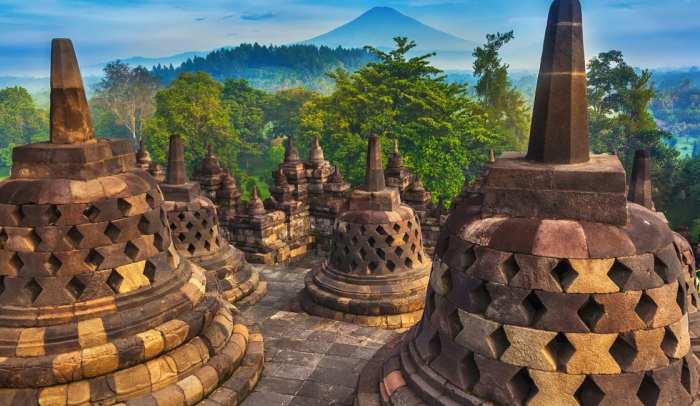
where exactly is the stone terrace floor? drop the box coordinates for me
[238,257,404,406]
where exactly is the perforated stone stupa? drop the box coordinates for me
[357,1,700,404]
[301,135,431,329]
[161,134,266,305]
[0,39,262,405]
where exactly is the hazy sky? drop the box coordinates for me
[1,0,699,75]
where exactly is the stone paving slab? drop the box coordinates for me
[239,257,403,406]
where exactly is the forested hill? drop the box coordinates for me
[150,43,375,92]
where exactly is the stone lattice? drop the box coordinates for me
[356,2,700,405]
[301,136,430,329]
[0,39,263,405]
[161,135,266,305]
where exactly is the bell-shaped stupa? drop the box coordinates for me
[356,2,700,404]
[301,135,431,329]
[0,39,263,405]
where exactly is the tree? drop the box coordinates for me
[143,72,238,173]
[0,86,48,172]
[472,31,530,150]
[93,61,159,145]
[300,37,495,201]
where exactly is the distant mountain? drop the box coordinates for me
[302,7,477,68]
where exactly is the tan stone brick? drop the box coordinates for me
[146,356,179,391]
[455,310,501,358]
[565,333,620,374]
[528,370,584,406]
[176,375,204,405]
[152,385,185,406]
[501,325,557,371]
[81,343,119,377]
[38,385,66,406]
[618,328,669,372]
[113,364,151,397]
[137,329,165,359]
[52,351,82,383]
[17,327,45,357]
[665,314,690,359]
[156,320,189,351]
[647,281,683,328]
[114,261,150,294]
[66,381,90,406]
[383,371,406,397]
[194,365,219,395]
[566,259,618,293]
[77,318,107,348]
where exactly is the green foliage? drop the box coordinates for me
[472,32,530,150]
[143,72,238,173]
[587,50,680,211]
[299,37,495,201]
[0,86,48,172]
[151,43,375,93]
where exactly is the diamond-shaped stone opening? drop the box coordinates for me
[187,244,196,255]
[608,260,633,290]
[368,262,378,272]
[202,219,208,228]
[407,221,413,230]
[376,248,386,260]
[402,233,409,243]
[350,259,358,271]
[376,225,387,235]
[86,249,104,269]
[676,282,687,315]
[578,296,605,331]
[146,193,156,209]
[459,352,480,390]
[393,223,401,232]
[153,233,165,250]
[144,261,157,283]
[83,205,100,221]
[395,246,404,257]
[125,241,140,260]
[488,326,510,359]
[178,212,186,221]
[107,270,124,293]
[194,211,201,219]
[177,232,187,242]
[204,240,211,251]
[469,281,492,314]
[411,243,416,253]
[138,216,151,234]
[359,248,367,260]
[343,246,350,256]
[546,332,575,370]
[47,205,61,224]
[635,293,658,325]
[351,236,359,245]
[195,232,203,241]
[368,237,376,247]
[25,279,42,303]
[522,291,546,325]
[417,253,423,263]
[66,277,86,299]
[47,254,62,274]
[387,260,396,272]
[170,222,177,231]
[653,256,670,284]
[446,308,463,339]
[0,228,7,248]
[385,235,395,245]
[552,260,577,291]
[0,276,5,296]
[463,246,476,270]
[360,225,367,234]
[414,229,419,238]
[105,223,121,243]
[117,198,133,216]
[67,226,84,247]
[186,222,194,230]
[637,374,660,406]
[405,257,413,268]
[28,230,41,249]
[9,253,23,272]
[502,255,521,281]
[609,335,638,370]
[575,376,606,406]
[661,326,679,358]
[682,358,693,395]
[508,368,537,405]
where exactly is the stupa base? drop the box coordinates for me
[195,243,267,306]
[299,288,422,330]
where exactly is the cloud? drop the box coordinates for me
[195,17,206,21]
[240,12,276,21]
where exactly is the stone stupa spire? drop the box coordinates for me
[50,38,94,144]
[284,135,300,162]
[165,133,187,185]
[628,149,654,209]
[526,0,589,164]
[365,135,386,192]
